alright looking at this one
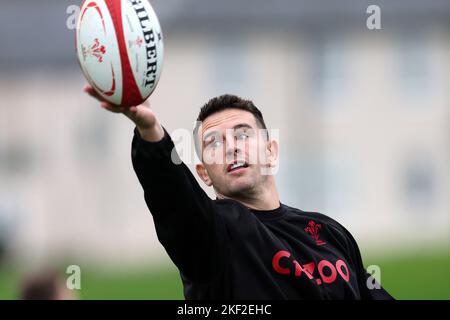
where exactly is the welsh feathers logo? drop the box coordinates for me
[304,220,326,246]
[82,38,106,63]
[129,36,144,48]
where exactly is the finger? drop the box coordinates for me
[83,85,96,96]
[83,85,104,102]
[100,102,111,110]
[122,106,136,115]
[129,106,138,113]
[85,89,100,100]
[122,106,136,118]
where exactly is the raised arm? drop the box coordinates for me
[84,86,226,283]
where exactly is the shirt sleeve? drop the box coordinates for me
[131,126,227,283]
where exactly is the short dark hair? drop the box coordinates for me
[193,94,268,157]
[197,94,267,129]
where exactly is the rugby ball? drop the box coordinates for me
[76,0,164,106]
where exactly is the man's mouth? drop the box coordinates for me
[227,162,249,173]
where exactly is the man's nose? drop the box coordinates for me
[224,133,240,162]
[225,138,238,158]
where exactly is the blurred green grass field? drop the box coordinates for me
[362,247,450,300]
[1,248,449,300]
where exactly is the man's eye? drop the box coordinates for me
[236,133,249,140]
[211,140,223,148]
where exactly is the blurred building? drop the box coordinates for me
[0,0,449,267]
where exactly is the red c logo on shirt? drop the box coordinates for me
[271,250,350,285]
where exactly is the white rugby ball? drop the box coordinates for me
[76,0,164,106]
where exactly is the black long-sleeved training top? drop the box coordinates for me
[131,128,393,300]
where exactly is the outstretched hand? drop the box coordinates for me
[83,85,164,141]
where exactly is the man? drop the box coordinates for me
[85,86,393,299]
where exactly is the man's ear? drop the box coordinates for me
[196,163,213,186]
[266,138,279,168]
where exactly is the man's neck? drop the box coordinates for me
[217,180,280,211]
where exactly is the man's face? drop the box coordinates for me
[196,109,276,198]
